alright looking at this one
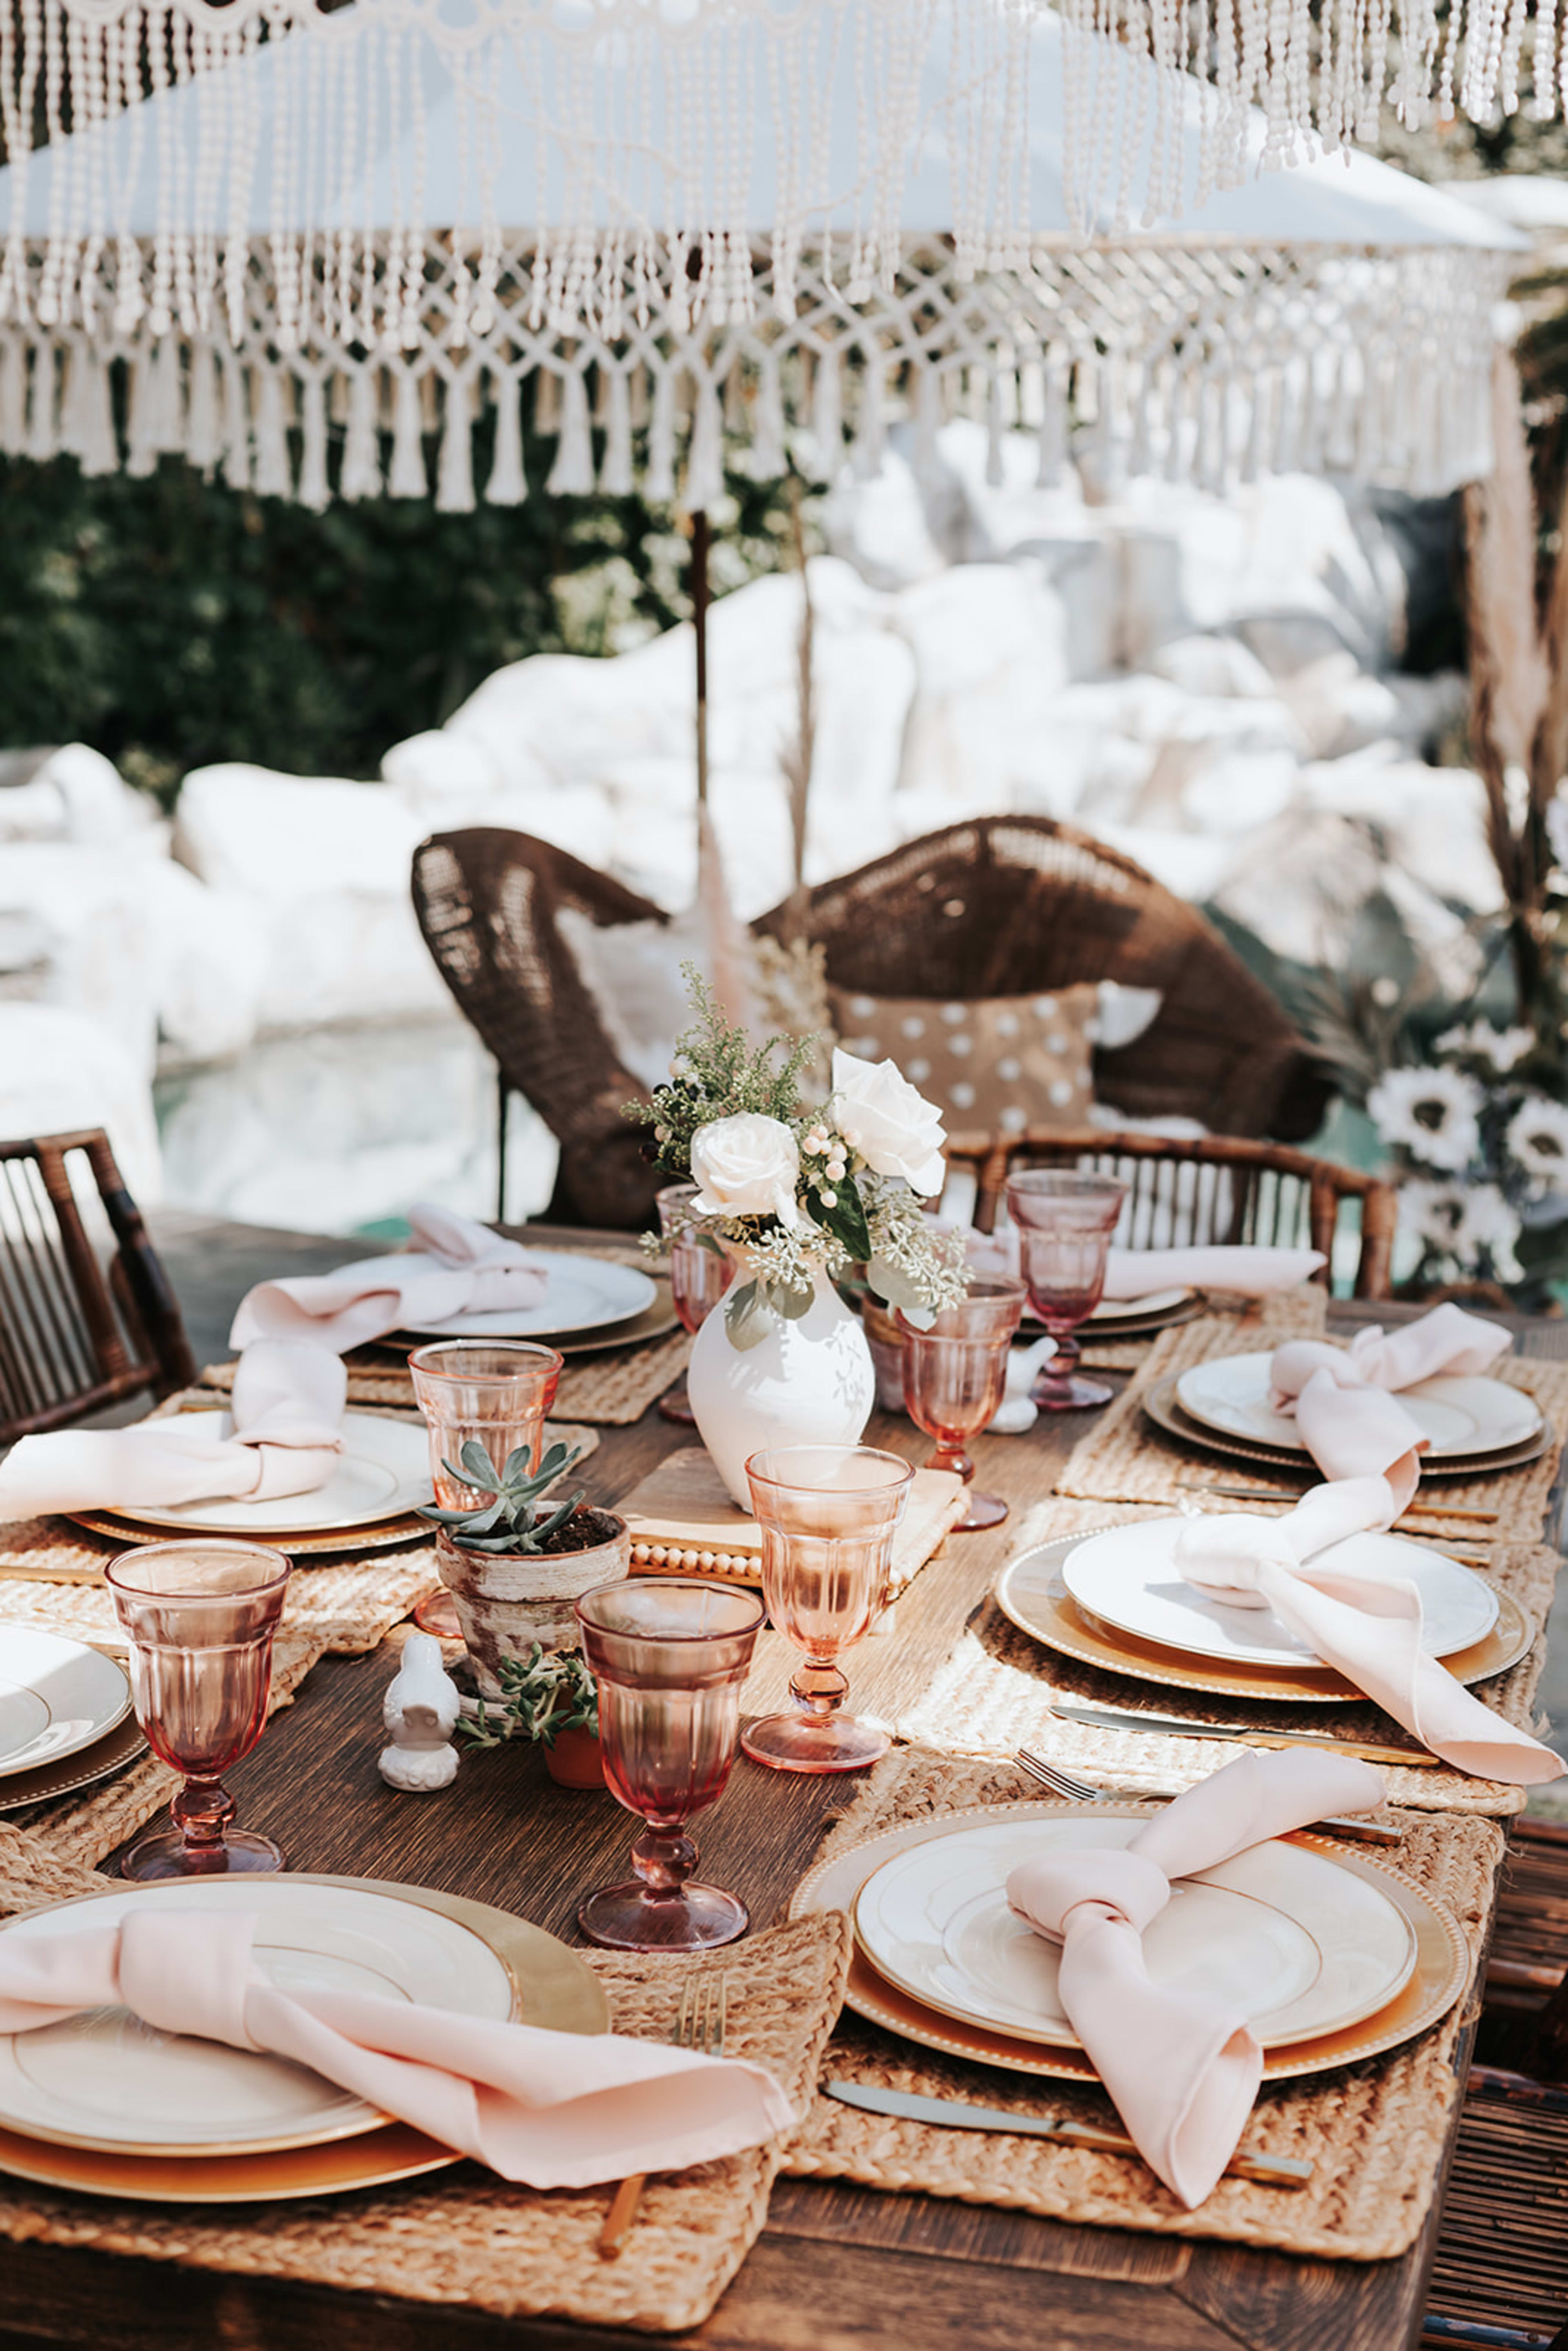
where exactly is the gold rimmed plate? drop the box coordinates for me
[1143,1372,1553,1481]
[69,1508,431,1558]
[994,1534,1534,1705]
[374,1286,681,1361]
[0,2116,460,2204]
[790,1803,1470,2087]
[0,1711,146,1815]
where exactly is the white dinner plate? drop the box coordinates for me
[106,1410,431,1536]
[403,1249,656,1340]
[853,1815,1417,2050]
[0,1632,131,1780]
[1061,1514,1499,1670]
[1087,1287,1195,1323]
[1175,1352,1543,1460]
[0,1880,517,2155]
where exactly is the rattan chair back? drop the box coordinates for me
[411,828,669,1229]
[951,1128,1396,1298]
[0,1130,196,1442]
[755,815,1330,1140]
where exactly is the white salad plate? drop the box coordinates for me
[97,1409,432,1536]
[1061,1514,1499,1670]
[1175,1352,1543,1460]
[0,1631,132,1779]
[853,1815,1418,2050]
[403,1249,656,1341]
[0,1879,517,2155]
[1087,1287,1195,1323]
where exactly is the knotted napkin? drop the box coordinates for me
[1006,1748,1386,2207]
[0,1340,345,1520]
[0,1906,793,2188]
[1173,1483,1563,1784]
[1270,1302,1515,1501]
[230,1203,548,1355]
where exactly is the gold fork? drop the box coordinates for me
[597,1970,727,2259]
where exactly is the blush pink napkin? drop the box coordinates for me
[1269,1304,1514,1502]
[1101,1245,1325,1300]
[0,1340,345,1520]
[230,1203,548,1354]
[1006,1748,1386,2207]
[0,1905,793,2188]
[1173,1485,1563,1785]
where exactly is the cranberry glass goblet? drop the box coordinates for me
[105,1541,292,1879]
[657,1184,733,1426]
[408,1340,565,1634]
[1004,1171,1128,1411]
[741,1445,913,1774]
[898,1276,1027,1528]
[575,1576,765,1950]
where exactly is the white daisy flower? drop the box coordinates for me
[1506,1097,1568,1193]
[1366,1066,1483,1173]
[1434,1020,1536,1074]
[1399,1179,1523,1282]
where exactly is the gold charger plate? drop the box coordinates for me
[0,1710,146,1814]
[0,1872,607,2174]
[0,2115,459,2204]
[994,1534,1534,1705]
[790,1803,1470,2086]
[67,1508,432,1558]
[377,1280,680,1360]
[1143,1374,1552,1481]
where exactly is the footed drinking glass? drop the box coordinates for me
[106,1541,292,1879]
[408,1340,565,1634]
[898,1276,1026,1528]
[1004,1171,1128,1411]
[657,1184,733,1425]
[741,1445,913,1774]
[575,1577,765,1950]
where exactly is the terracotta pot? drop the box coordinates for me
[435,1509,630,1696]
[543,1725,606,1789]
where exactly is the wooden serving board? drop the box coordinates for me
[620,1448,967,1593]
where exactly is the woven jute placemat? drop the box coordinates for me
[202,1338,692,1428]
[780,1748,1499,2262]
[896,1496,1557,1817]
[0,1910,851,2335]
[1057,1321,1568,1546]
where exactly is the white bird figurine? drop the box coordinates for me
[378,1633,461,1792]
[987,1336,1059,1436]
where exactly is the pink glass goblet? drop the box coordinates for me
[741,1445,914,1775]
[408,1340,565,1635]
[105,1541,292,1879]
[1004,1171,1128,1411]
[656,1184,734,1426]
[898,1275,1027,1529]
[575,1577,766,1951]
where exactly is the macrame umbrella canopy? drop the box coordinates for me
[0,2,1525,508]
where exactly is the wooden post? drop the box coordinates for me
[691,507,710,808]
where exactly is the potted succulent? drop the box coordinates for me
[459,1643,605,1789]
[419,1440,630,1696]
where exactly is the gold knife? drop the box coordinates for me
[1050,1702,1442,1768]
[823,2081,1313,2187]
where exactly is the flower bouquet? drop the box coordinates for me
[628,971,966,1348]
[626,972,966,1505]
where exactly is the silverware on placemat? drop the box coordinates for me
[822,2082,1314,2188]
[1012,1748,1403,1846]
[1048,1702,1441,1769]
[598,1971,728,2259]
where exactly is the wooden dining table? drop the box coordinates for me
[0,1238,1557,2351]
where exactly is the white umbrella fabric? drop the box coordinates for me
[0,4,1526,508]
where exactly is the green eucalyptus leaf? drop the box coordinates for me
[866,1252,930,1316]
[807,1179,873,1263]
[771,1278,815,1321]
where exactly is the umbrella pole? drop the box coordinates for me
[691,506,710,807]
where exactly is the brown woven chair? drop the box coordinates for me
[0,1130,196,1443]
[411,828,669,1230]
[755,816,1331,1140]
[949,1128,1396,1298]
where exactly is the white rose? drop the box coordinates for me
[690,1113,801,1228]
[832,1048,947,1197]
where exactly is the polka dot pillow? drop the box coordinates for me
[828,984,1102,1144]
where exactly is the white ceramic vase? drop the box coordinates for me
[686,1267,876,1511]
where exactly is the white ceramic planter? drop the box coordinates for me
[686,1269,876,1511]
[435,1511,630,1696]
